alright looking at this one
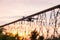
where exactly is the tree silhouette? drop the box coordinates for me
[0,28,3,34]
[38,36,44,40]
[30,30,38,40]
[15,33,20,40]
[0,28,16,40]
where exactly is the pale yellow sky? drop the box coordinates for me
[0,0,60,25]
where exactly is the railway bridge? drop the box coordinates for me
[0,5,60,39]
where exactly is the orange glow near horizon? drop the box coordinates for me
[2,21,60,39]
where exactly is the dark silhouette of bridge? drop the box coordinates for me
[0,4,60,40]
[0,4,60,27]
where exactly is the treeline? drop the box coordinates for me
[0,28,60,40]
[0,28,16,40]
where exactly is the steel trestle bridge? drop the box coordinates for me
[0,5,60,39]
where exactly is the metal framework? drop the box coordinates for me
[0,4,60,39]
[0,5,60,27]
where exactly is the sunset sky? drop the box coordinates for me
[0,0,60,25]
